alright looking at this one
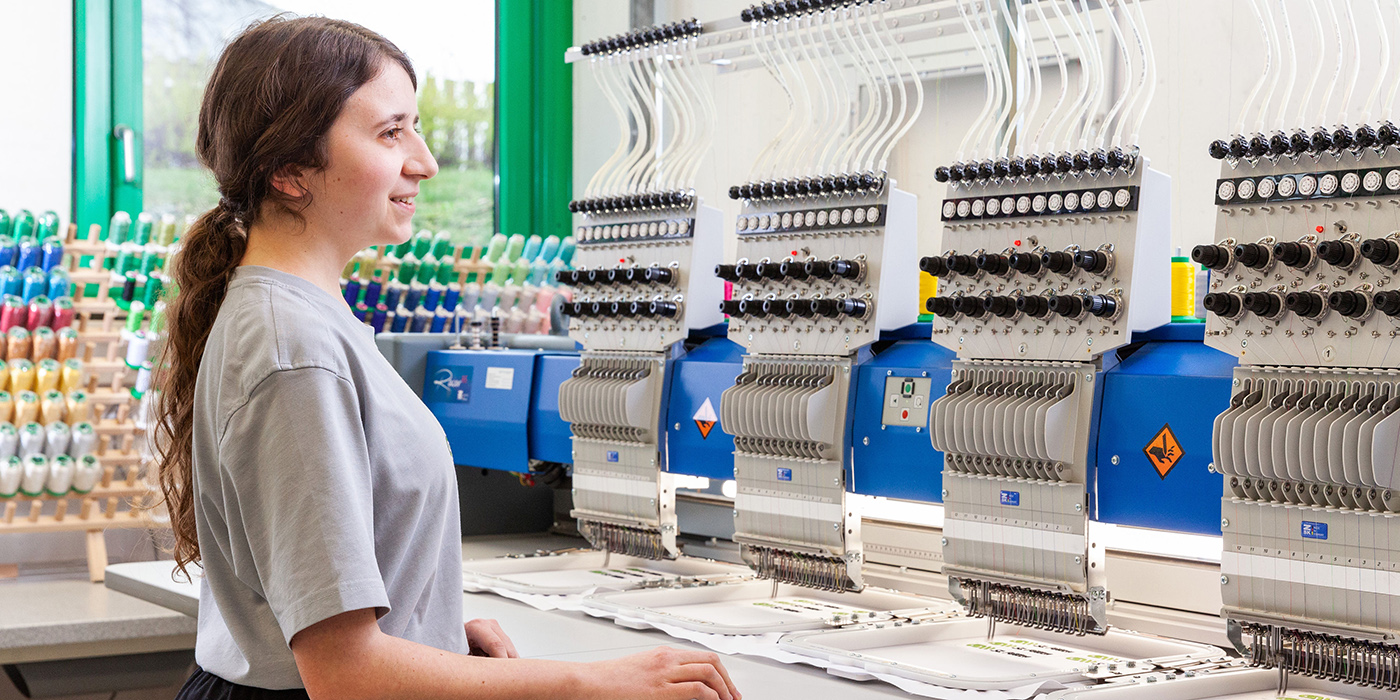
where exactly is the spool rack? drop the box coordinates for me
[0,223,162,582]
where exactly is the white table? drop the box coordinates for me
[105,535,913,699]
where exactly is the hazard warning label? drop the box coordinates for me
[693,398,718,439]
[1142,423,1183,479]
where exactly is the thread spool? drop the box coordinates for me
[124,331,150,370]
[44,454,73,496]
[46,269,71,299]
[24,296,50,332]
[39,390,64,425]
[40,238,63,272]
[0,243,14,271]
[44,421,69,458]
[56,327,77,361]
[71,454,100,494]
[0,296,24,332]
[0,392,13,424]
[20,267,45,303]
[14,391,38,425]
[16,240,39,272]
[18,423,44,458]
[35,359,58,394]
[6,328,29,361]
[0,422,17,460]
[0,268,18,299]
[0,455,18,497]
[31,327,55,361]
[8,359,34,393]
[65,392,89,423]
[430,307,450,333]
[18,453,46,496]
[69,422,96,460]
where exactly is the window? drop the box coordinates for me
[140,0,497,246]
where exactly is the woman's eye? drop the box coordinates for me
[384,127,403,140]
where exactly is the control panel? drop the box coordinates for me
[880,375,932,428]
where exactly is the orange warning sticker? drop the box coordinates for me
[1142,423,1183,479]
[693,398,718,440]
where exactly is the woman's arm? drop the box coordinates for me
[291,608,740,700]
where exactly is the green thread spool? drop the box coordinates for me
[133,213,155,245]
[10,210,35,241]
[410,230,433,259]
[430,231,452,259]
[125,301,146,334]
[35,211,60,240]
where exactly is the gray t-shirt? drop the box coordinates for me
[191,265,467,689]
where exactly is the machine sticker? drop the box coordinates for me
[429,367,472,403]
[692,398,718,439]
[1143,423,1184,479]
[1302,521,1329,540]
[777,468,792,481]
[606,451,619,463]
[484,366,515,390]
[1000,490,1020,506]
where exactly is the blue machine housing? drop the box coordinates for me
[1092,323,1236,535]
[849,339,955,503]
[423,348,577,473]
[424,322,1237,538]
[663,338,744,480]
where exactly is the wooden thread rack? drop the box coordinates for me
[0,223,162,582]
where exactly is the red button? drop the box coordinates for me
[901,409,909,420]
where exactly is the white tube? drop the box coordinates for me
[1030,0,1069,154]
[955,0,1000,161]
[1272,0,1298,133]
[1253,0,1281,134]
[1295,0,1325,130]
[1236,0,1271,136]
[1319,0,1344,127]
[1339,0,1362,125]
[1127,0,1157,146]
[1100,0,1135,150]
[1365,0,1391,123]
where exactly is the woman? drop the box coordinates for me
[154,16,739,700]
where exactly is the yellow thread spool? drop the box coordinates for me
[14,391,39,425]
[1171,254,1197,322]
[66,392,90,423]
[59,359,83,394]
[8,359,34,394]
[39,390,65,425]
[0,391,14,424]
[35,359,59,394]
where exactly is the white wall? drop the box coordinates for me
[0,2,73,227]
[572,0,1328,258]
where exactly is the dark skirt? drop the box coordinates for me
[175,668,311,700]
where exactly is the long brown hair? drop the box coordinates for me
[154,15,416,577]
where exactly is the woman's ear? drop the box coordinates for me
[270,165,310,200]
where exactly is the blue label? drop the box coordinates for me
[429,367,472,403]
[776,468,792,482]
[1000,490,1020,506]
[1301,521,1328,540]
[606,451,619,463]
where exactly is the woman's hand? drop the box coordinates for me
[581,647,740,700]
[465,618,519,658]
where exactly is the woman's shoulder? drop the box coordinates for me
[208,273,364,394]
